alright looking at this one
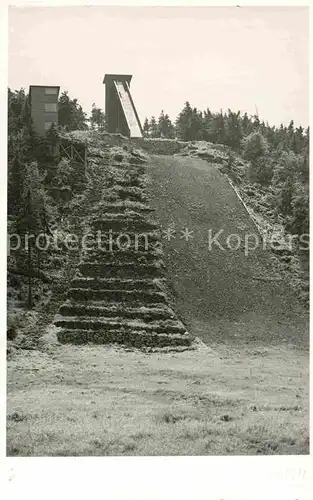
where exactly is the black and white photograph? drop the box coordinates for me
[5,3,309,463]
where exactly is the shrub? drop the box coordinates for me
[242,132,269,162]
[272,151,302,186]
[277,177,296,216]
[288,183,309,235]
[246,156,273,186]
[7,310,25,340]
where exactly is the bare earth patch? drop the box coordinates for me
[7,329,308,456]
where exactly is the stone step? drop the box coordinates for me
[114,186,147,199]
[90,218,158,232]
[81,231,161,251]
[70,277,164,291]
[81,242,161,254]
[90,204,155,215]
[106,164,146,174]
[67,288,167,304]
[108,188,148,197]
[104,194,148,204]
[52,154,190,351]
[77,261,164,278]
[90,160,145,171]
[104,188,148,204]
[91,212,150,221]
[84,230,161,240]
[59,302,176,321]
[56,328,192,348]
[80,250,162,263]
[54,315,186,335]
[115,178,145,188]
[82,243,162,255]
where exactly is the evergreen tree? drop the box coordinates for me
[206,111,226,144]
[157,110,175,138]
[191,108,204,140]
[289,126,304,154]
[289,182,309,235]
[242,131,269,162]
[272,151,300,186]
[287,120,295,143]
[175,102,203,141]
[149,116,159,138]
[303,126,310,149]
[16,162,51,308]
[175,101,193,141]
[247,156,273,186]
[224,110,243,150]
[8,125,34,214]
[90,103,106,130]
[299,145,309,183]
[278,177,295,217]
[8,88,29,136]
[143,117,150,137]
[242,112,252,136]
[8,144,26,215]
[58,91,88,131]
[251,114,260,131]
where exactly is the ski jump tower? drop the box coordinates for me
[103,74,143,138]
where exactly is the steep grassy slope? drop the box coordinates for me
[146,155,308,348]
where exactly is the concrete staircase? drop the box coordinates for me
[55,159,193,350]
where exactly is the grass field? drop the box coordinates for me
[7,327,309,456]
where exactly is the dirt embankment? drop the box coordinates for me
[146,154,308,348]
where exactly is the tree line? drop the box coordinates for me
[144,102,309,237]
[8,87,106,137]
[144,101,309,156]
[7,87,102,308]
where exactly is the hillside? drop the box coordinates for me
[6,132,309,456]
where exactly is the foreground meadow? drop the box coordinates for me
[7,327,309,456]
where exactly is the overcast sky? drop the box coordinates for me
[8,6,309,127]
